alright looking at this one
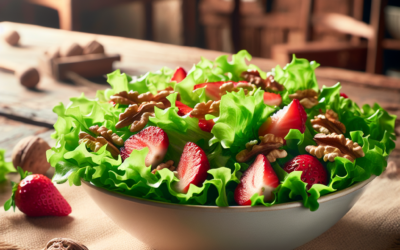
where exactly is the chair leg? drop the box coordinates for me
[182,0,197,46]
[144,0,153,40]
[57,0,80,31]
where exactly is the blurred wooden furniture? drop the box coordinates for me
[23,0,198,46]
[199,0,312,57]
[272,0,392,74]
[0,21,399,171]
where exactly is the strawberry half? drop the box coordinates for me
[283,155,328,189]
[194,81,248,101]
[120,126,169,167]
[171,67,187,83]
[4,167,71,217]
[174,142,210,193]
[234,154,279,205]
[175,101,215,132]
[340,92,348,98]
[258,99,307,139]
[263,92,282,106]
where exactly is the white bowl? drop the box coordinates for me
[82,175,375,250]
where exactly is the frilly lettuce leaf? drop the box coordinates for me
[0,149,15,183]
[275,55,320,105]
[105,148,241,206]
[210,89,275,154]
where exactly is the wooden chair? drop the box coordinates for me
[199,0,312,57]
[271,0,390,74]
[23,0,198,45]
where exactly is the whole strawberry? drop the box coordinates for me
[4,167,71,217]
[283,155,328,189]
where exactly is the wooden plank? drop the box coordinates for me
[382,39,400,50]
[315,67,400,91]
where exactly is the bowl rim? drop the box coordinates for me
[82,174,376,212]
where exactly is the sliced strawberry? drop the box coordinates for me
[174,142,210,193]
[175,101,193,116]
[283,155,328,189]
[340,92,348,98]
[120,126,169,167]
[175,101,215,132]
[198,119,215,132]
[171,67,187,83]
[263,92,282,106]
[258,99,307,139]
[234,154,279,205]
[194,81,248,101]
[4,168,71,217]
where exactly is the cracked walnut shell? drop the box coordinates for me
[288,89,318,109]
[305,133,364,162]
[311,109,346,134]
[236,134,285,162]
[44,238,88,250]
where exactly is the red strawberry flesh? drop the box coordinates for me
[340,93,348,98]
[175,101,215,132]
[263,92,282,106]
[283,155,328,189]
[174,142,210,193]
[15,174,71,217]
[258,99,307,138]
[234,154,279,205]
[171,67,187,83]
[121,126,169,167]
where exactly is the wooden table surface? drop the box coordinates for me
[0,21,399,205]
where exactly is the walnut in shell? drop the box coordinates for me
[12,136,51,175]
[3,30,20,46]
[60,42,83,57]
[83,40,105,55]
[44,238,88,250]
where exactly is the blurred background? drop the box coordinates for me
[1,0,400,76]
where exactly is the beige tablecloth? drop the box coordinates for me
[1,162,399,250]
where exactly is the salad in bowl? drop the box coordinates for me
[47,50,396,212]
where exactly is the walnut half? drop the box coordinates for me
[151,160,176,174]
[241,70,284,92]
[305,133,365,162]
[236,134,286,162]
[79,131,120,158]
[311,109,346,134]
[288,89,319,109]
[190,100,220,119]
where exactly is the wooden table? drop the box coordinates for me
[0,22,399,205]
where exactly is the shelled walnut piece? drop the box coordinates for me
[288,89,319,109]
[89,125,123,146]
[219,81,256,96]
[190,100,220,119]
[236,134,287,163]
[116,101,165,131]
[311,109,346,134]
[305,133,365,162]
[44,238,88,250]
[110,89,176,107]
[151,160,176,174]
[79,131,120,158]
[241,70,284,92]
